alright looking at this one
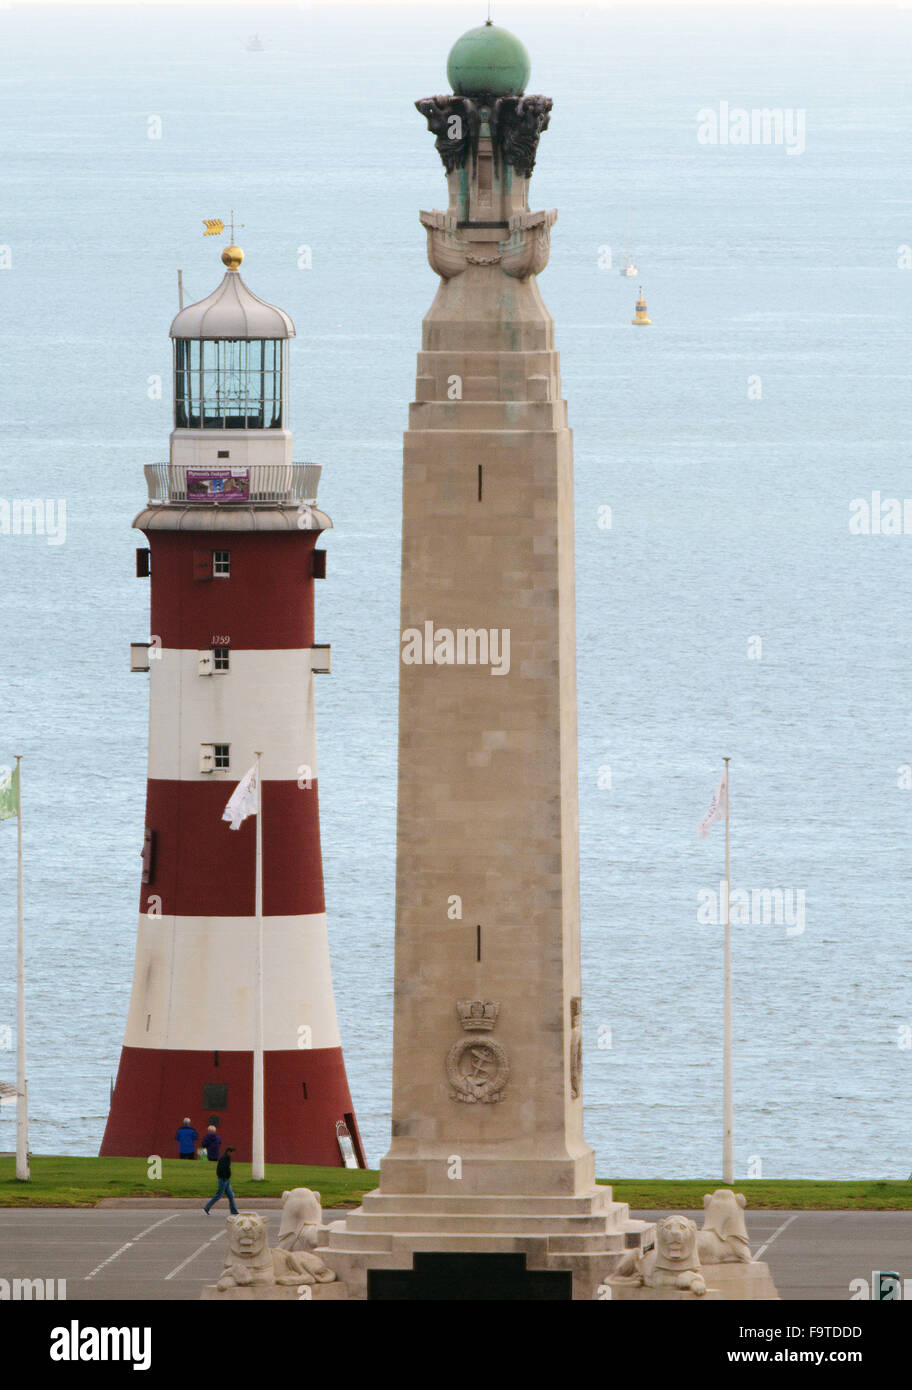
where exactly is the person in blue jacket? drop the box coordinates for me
[201,1125,221,1162]
[175,1117,198,1160]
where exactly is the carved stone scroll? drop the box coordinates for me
[569,996,582,1100]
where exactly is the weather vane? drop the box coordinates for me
[202,210,245,242]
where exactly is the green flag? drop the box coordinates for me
[0,764,19,821]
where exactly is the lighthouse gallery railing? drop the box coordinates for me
[144,463,321,506]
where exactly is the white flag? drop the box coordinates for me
[696,771,727,838]
[222,764,258,830]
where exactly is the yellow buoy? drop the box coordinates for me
[632,287,651,325]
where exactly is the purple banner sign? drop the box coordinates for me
[186,468,250,502]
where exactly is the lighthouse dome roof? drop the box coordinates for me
[446,22,531,98]
[170,262,295,340]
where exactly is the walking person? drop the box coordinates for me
[175,1117,198,1160]
[201,1124,221,1162]
[204,1146,239,1216]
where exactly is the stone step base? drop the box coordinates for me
[546,1249,637,1271]
[358,1189,632,1222]
[342,1211,631,1237]
[320,1241,647,1301]
[324,1230,630,1257]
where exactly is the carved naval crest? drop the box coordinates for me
[447,1037,509,1104]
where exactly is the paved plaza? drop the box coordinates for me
[1,1204,909,1302]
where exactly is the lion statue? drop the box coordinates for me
[613,1215,706,1295]
[698,1189,752,1264]
[275,1187,336,1253]
[215,1212,337,1291]
[640,1215,707,1294]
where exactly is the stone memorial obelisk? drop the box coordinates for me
[322,22,651,1300]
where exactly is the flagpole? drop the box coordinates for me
[722,756,733,1185]
[15,755,29,1182]
[251,750,265,1181]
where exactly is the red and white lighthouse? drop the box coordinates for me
[101,241,365,1168]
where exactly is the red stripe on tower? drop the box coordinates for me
[101,240,365,1168]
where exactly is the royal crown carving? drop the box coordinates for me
[457,998,500,1031]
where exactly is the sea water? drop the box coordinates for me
[0,3,910,1179]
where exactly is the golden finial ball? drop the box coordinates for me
[221,245,244,269]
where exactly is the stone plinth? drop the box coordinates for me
[608,1286,725,1302]
[201,1283,348,1301]
[703,1262,780,1300]
[320,1189,652,1301]
[608,1262,779,1302]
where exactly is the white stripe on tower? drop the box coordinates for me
[148,648,319,781]
[122,913,342,1051]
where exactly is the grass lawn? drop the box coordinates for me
[0,1156,378,1208]
[1,1157,911,1209]
[599,1179,912,1211]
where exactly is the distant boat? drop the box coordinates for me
[245,35,265,52]
[632,287,651,326]
[0,1081,16,1106]
[619,206,638,276]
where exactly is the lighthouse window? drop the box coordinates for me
[174,338,285,430]
[213,551,231,576]
[213,744,230,770]
[213,647,230,672]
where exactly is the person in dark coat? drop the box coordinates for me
[203,1147,239,1215]
[175,1118,198,1160]
[201,1125,221,1161]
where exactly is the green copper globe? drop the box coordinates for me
[446,22,531,98]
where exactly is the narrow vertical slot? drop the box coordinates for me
[476,924,482,962]
[477,464,483,501]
